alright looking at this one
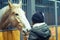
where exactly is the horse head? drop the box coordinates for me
[0,0,31,32]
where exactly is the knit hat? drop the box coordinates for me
[32,12,44,23]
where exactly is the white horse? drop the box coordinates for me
[0,0,31,32]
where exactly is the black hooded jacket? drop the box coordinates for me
[28,23,51,40]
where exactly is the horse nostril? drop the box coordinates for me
[15,14,19,16]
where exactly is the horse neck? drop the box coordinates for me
[0,9,12,29]
[0,6,11,29]
[1,9,11,23]
[0,6,9,22]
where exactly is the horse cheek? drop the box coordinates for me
[9,16,18,27]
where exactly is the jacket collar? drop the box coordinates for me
[33,22,45,28]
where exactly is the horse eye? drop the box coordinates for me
[15,14,19,16]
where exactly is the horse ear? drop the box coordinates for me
[8,0,13,8]
[18,1,22,8]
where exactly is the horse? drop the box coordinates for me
[0,0,31,40]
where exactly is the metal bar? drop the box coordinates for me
[57,1,60,3]
[35,5,59,8]
[27,0,35,24]
[49,0,58,40]
[55,1,58,40]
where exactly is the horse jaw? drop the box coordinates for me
[20,15,31,32]
[18,9,31,32]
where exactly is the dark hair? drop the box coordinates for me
[32,12,44,24]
